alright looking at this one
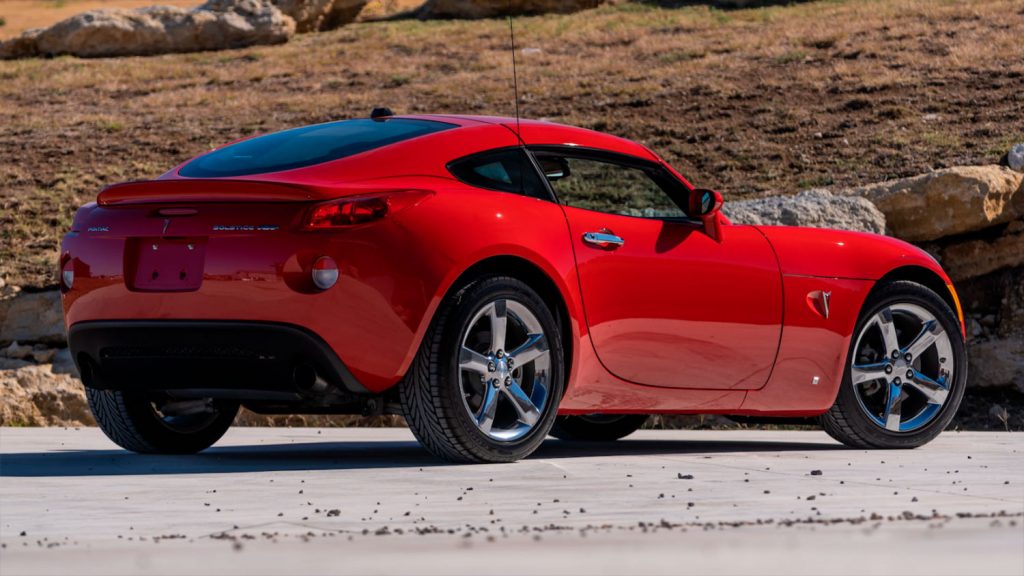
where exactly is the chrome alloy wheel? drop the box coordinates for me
[850,303,955,433]
[458,298,552,442]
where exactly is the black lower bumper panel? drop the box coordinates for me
[68,321,369,396]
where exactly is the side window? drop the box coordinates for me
[447,148,549,200]
[537,155,687,219]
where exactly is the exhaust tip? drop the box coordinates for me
[293,363,328,393]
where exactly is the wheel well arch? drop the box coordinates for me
[874,265,962,328]
[446,255,574,388]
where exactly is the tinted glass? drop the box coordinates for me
[447,148,549,200]
[541,155,686,218]
[179,118,455,178]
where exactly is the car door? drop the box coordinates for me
[534,147,783,390]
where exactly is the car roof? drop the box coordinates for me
[401,114,660,162]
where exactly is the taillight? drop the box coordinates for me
[60,254,74,293]
[302,191,432,230]
[311,256,339,291]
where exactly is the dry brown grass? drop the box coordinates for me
[2,0,1023,288]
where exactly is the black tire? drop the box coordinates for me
[86,388,238,454]
[550,414,648,441]
[400,275,565,463]
[819,280,967,449]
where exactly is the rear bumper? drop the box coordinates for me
[69,320,370,397]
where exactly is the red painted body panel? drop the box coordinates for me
[61,114,962,417]
[740,276,875,415]
[562,208,782,391]
[757,226,949,281]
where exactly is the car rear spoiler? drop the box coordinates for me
[97,179,337,206]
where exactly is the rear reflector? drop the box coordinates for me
[311,257,339,290]
[60,255,74,292]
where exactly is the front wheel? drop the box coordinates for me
[550,414,648,442]
[86,389,238,454]
[401,275,565,463]
[820,280,967,449]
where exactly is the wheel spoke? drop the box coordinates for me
[907,370,949,405]
[883,381,904,431]
[903,320,941,360]
[508,333,548,366]
[875,308,900,356]
[459,347,491,375]
[488,300,508,354]
[476,384,499,435]
[851,361,889,385]
[505,380,541,426]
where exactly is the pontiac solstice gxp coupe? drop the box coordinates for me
[61,113,967,462]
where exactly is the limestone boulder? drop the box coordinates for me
[933,220,1024,282]
[0,290,64,345]
[842,165,1024,242]
[0,0,294,60]
[723,188,887,234]
[0,364,94,427]
[968,337,1024,393]
[272,0,368,32]
[1005,143,1024,172]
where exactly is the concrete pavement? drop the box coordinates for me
[1,427,1022,575]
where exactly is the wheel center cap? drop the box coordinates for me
[494,358,510,382]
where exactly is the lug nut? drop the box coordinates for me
[884,365,893,374]
[906,370,914,379]
[507,358,515,369]
[487,361,496,373]
[904,353,913,362]
[496,350,504,359]
[491,379,499,388]
[504,376,511,386]
[891,350,900,360]
[893,377,901,385]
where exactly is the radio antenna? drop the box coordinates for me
[508,13,522,142]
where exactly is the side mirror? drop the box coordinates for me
[689,188,725,242]
[539,158,570,181]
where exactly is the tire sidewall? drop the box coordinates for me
[835,281,967,448]
[89,388,238,454]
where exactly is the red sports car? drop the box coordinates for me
[61,113,967,462]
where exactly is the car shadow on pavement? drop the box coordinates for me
[0,437,844,478]
[535,438,843,460]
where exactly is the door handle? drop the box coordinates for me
[582,231,625,249]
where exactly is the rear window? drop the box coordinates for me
[179,118,455,178]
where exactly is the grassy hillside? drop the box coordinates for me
[1,0,1022,288]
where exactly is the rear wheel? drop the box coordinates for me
[820,280,966,449]
[86,388,238,454]
[401,275,565,463]
[550,414,648,442]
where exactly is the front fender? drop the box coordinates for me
[756,226,950,282]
